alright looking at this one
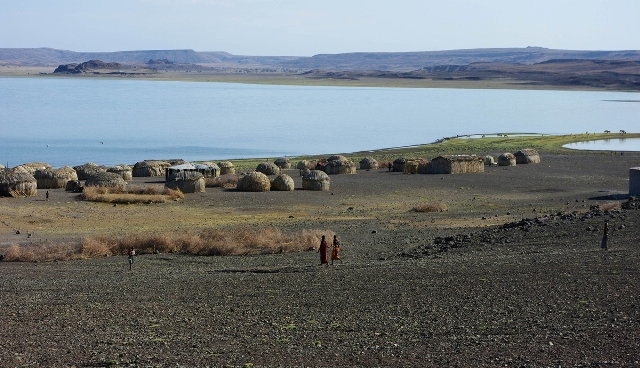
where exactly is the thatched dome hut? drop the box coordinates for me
[326,158,357,175]
[274,157,291,169]
[0,169,38,197]
[199,162,221,178]
[237,172,271,192]
[302,170,330,191]
[107,164,133,181]
[132,160,171,177]
[85,172,127,190]
[18,162,52,175]
[256,162,281,176]
[359,157,378,170]
[0,164,4,169]
[73,162,105,180]
[271,174,295,191]
[392,157,423,173]
[217,161,235,175]
[34,166,78,189]
[65,180,82,192]
[514,149,540,164]
[485,155,496,166]
[165,171,205,193]
[296,160,310,170]
[426,155,484,174]
[498,153,516,166]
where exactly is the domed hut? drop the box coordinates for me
[132,160,171,177]
[165,171,205,194]
[256,162,281,176]
[325,155,356,175]
[271,174,295,191]
[359,157,378,170]
[0,169,37,197]
[498,153,516,166]
[18,162,52,175]
[426,155,484,174]
[200,162,221,178]
[392,157,422,173]
[485,155,496,166]
[73,163,105,180]
[107,164,133,181]
[514,149,540,164]
[274,157,291,169]
[85,172,127,190]
[296,160,310,170]
[302,170,330,191]
[237,172,271,192]
[0,164,4,169]
[217,161,235,175]
[34,166,78,189]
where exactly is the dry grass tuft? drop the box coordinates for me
[82,185,183,204]
[600,201,622,212]
[413,202,448,213]
[0,228,333,262]
[205,174,240,188]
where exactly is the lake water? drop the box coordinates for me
[564,138,640,152]
[1,77,639,168]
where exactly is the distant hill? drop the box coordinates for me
[2,47,640,71]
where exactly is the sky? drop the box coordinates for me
[1,0,639,56]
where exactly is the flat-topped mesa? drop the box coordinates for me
[53,60,123,74]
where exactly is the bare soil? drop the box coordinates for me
[1,152,640,367]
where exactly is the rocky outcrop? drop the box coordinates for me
[53,60,122,74]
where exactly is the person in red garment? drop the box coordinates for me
[319,235,328,266]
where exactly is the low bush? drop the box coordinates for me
[413,202,448,212]
[0,228,334,262]
[205,174,240,188]
[82,186,184,204]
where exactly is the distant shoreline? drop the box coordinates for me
[2,66,639,92]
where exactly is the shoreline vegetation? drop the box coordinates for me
[0,132,637,262]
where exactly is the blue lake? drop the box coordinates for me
[1,77,639,167]
[564,138,640,152]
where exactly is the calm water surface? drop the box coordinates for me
[564,138,640,152]
[1,77,639,167]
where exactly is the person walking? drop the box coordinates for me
[601,220,609,250]
[319,235,328,266]
[331,235,342,265]
[45,191,49,201]
[128,248,135,270]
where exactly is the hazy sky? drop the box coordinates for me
[2,0,638,56]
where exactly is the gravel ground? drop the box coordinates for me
[1,152,639,367]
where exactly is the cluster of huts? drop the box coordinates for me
[0,149,540,198]
[358,148,541,175]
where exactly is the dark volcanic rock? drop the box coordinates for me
[53,60,122,74]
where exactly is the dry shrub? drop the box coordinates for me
[2,242,77,262]
[413,202,448,213]
[82,185,183,204]
[205,174,239,188]
[600,202,621,212]
[1,228,334,262]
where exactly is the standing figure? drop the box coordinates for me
[128,248,135,270]
[45,191,49,201]
[319,235,328,266]
[388,162,392,172]
[601,221,609,250]
[331,235,342,265]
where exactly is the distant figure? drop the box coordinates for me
[601,220,609,250]
[331,235,342,265]
[319,235,328,266]
[388,162,392,172]
[128,248,136,270]
[45,191,49,201]
[0,254,4,261]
